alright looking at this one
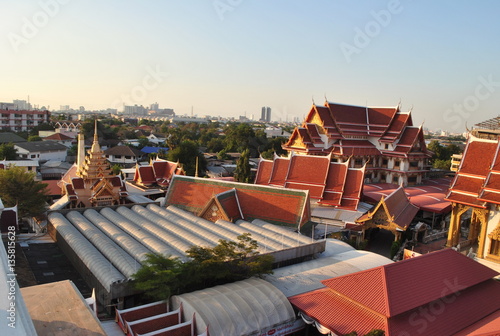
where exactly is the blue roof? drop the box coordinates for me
[140,146,169,154]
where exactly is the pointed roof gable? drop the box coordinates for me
[136,166,156,185]
[383,186,419,227]
[390,126,428,157]
[284,154,330,199]
[268,156,289,187]
[379,112,412,142]
[320,249,498,317]
[358,186,419,230]
[338,166,365,210]
[446,135,498,207]
[166,176,311,227]
[215,189,243,221]
[254,158,273,185]
[318,161,349,206]
[44,133,73,141]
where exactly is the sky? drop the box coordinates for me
[1,0,500,132]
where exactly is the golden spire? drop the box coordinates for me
[90,119,101,153]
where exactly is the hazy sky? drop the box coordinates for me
[1,0,500,131]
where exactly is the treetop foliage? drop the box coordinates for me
[132,233,274,301]
[0,166,49,218]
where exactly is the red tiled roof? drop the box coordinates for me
[152,161,167,179]
[380,112,411,142]
[389,279,500,336]
[321,249,498,317]
[446,136,500,207]
[304,123,322,143]
[42,180,62,196]
[319,162,348,206]
[284,155,330,199]
[483,172,500,191]
[268,157,289,186]
[72,177,85,190]
[289,288,387,336]
[333,139,381,156]
[326,102,399,137]
[459,139,497,177]
[216,189,242,221]
[364,179,452,214]
[137,166,155,185]
[166,176,311,227]
[290,249,500,335]
[44,133,73,140]
[381,186,419,229]
[254,159,273,185]
[255,155,365,210]
[338,167,364,210]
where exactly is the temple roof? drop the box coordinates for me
[357,186,419,230]
[133,159,185,188]
[255,155,365,211]
[165,175,311,227]
[446,135,500,206]
[283,101,431,159]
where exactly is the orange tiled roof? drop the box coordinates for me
[254,159,273,185]
[255,155,364,211]
[166,176,311,227]
[447,135,500,206]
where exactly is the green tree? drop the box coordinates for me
[27,135,42,142]
[132,253,183,301]
[137,137,150,149]
[433,159,451,170]
[183,233,273,290]
[0,166,49,218]
[132,234,274,301]
[0,143,17,160]
[234,149,251,183]
[111,164,123,176]
[167,140,206,176]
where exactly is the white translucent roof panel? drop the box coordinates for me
[171,278,295,336]
[48,212,125,291]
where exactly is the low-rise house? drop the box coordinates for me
[0,159,38,173]
[14,141,67,162]
[104,145,144,167]
[147,133,166,145]
[42,132,74,148]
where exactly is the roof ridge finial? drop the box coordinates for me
[312,95,315,105]
[93,119,98,143]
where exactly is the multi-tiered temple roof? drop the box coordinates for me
[283,101,430,159]
[57,121,128,208]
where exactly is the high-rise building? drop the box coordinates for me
[266,107,271,122]
[261,106,271,122]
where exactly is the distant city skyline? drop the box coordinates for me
[2,1,500,132]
